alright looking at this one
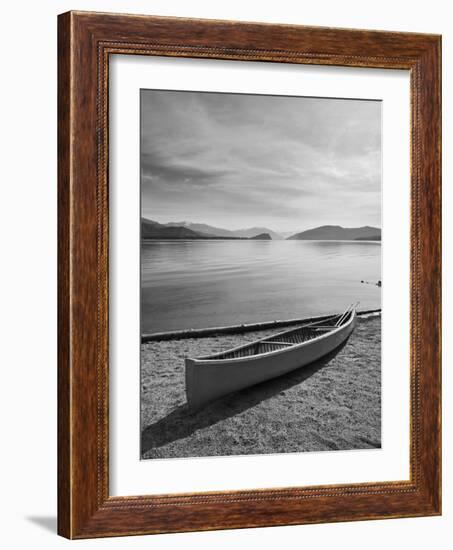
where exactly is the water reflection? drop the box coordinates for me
[141,240,381,333]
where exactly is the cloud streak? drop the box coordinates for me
[141,89,381,231]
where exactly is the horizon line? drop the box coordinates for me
[142,216,382,234]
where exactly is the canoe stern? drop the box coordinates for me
[185,358,198,410]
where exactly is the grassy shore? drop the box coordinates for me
[141,314,381,459]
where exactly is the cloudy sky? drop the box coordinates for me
[141,89,381,233]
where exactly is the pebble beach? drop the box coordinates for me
[141,314,381,459]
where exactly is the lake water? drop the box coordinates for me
[141,240,381,334]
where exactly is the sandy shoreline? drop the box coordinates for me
[141,314,381,459]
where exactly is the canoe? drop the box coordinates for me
[185,307,357,409]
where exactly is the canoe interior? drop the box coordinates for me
[211,311,354,360]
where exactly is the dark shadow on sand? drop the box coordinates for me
[141,339,349,455]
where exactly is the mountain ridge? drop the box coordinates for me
[142,219,381,241]
[287,225,381,241]
[142,218,247,240]
[250,233,272,240]
[166,221,282,240]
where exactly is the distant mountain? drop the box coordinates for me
[287,225,381,241]
[141,218,210,239]
[143,219,381,241]
[250,233,272,240]
[141,218,250,239]
[165,221,234,238]
[165,221,282,240]
[232,227,281,240]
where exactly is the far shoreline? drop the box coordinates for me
[141,238,382,242]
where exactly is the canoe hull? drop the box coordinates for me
[185,312,356,410]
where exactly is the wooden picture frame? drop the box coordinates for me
[58,10,441,539]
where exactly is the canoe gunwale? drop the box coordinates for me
[189,310,356,365]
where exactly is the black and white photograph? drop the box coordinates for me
[140,89,382,460]
[2,1,447,545]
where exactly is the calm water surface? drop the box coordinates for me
[141,240,381,333]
